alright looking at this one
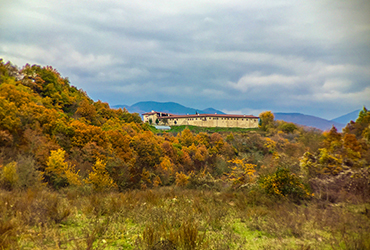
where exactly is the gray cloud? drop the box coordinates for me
[1,0,369,119]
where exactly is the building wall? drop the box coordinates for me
[161,116,258,129]
[143,114,158,124]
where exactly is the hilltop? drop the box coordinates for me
[113,101,225,116]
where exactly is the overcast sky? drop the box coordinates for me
[1,0,369,119]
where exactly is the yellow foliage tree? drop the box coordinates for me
[259,111,275,132]
[0,162,19,190]
[46,149,81,188]
[179,128,195,147]
[175,172,190,187]
[153,175,162,188]
[85,158,117,191]
[159,156,175,173]
[227,158,256,188]
[264,137,277,154]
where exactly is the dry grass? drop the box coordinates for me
[0,186,369,249]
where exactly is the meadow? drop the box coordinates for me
[1,184,370,250]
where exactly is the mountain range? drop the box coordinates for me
[112,101,361,131]
[113,101,225,116]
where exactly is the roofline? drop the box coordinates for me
[142,111,174,115]
[158,114,259,119]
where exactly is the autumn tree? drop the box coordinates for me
[75,99,98,124]
[227,158,256,188]
[179,128,195,147]
[85,158,117,191]
[45,149,81,188]
[259,111,275,132]
[0,162,19,190]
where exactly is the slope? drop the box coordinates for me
[274,113,345,131]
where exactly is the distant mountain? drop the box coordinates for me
[274,113,345,131]
[112,102,355,131]
[112,101,225,116]
[112,104,129,109]
[330,109,360,124]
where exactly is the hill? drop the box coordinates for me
[330,109,361,124]
[274,113,345,131]
[112,101,225,116]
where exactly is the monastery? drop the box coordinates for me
[142,111,259,129]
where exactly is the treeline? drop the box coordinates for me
[0,59,369,202]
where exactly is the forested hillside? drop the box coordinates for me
[1,59,370,249]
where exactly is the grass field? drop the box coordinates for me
[1,186,369,249]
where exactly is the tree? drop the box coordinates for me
[0,96,20,133]
[322,126,342,154]
[259,111,275,131]
[280,122,297,134]
[45,149,81,188]
[179,128,195,147]
[0,162,19,190]
[130,131,163,172]
[85,158,117,191]
[75,99,98,124]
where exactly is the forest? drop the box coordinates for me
[0,59,369,249]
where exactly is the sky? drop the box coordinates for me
[1,0,370,119]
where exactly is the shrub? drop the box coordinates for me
[227,158,256,188]
[0,162,18,190]
[187,169,222,190]
[175,172,189,187]
[259,167,311,201]
[16,155,43,189]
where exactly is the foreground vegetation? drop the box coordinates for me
[1,60,370,249]
[1,186,369,249]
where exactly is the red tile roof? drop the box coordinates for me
[158,113,258,119]
[142,111,174,116]
[142,111,258,119]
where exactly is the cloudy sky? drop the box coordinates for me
[1,0,369,119]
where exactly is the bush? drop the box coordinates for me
[259,167,311,201]
[175,172,189,187]
[0,162,18,190]
[227,158,256,189]
[16,155,43,189]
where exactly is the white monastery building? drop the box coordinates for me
[142,111,259,129]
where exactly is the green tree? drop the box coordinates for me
[280,122,297,134]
